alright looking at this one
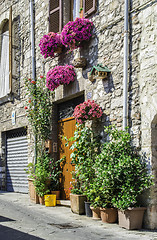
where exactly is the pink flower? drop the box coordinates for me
[73,100,103,124]
[46,65,75,91]
[24,106,28,110]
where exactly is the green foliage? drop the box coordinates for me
[24,163,34,179]
[25,76,53,153]
[33,153,63,196]
[66,124,101,197]
[93,125,153,209]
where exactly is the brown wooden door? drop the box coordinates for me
[58,117,76,200]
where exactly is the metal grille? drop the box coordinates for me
[57,95,84,120]
[6,128,28,193]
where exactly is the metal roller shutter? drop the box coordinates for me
[6,128,28,193]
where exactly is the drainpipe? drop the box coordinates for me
[30,0,37,164]
[123,0,129,130]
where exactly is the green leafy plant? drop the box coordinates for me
[33,153,63,197]
[24,163,35,179]
[66,124,100,197]
[93,125,153,209]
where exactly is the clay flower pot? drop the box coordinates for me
[100,208,118,223]
[118,207,147,230]
[90,206,101,220]
[28,178,39,204]
[38,196,45,205]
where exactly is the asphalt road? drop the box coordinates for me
[0,192,156,240]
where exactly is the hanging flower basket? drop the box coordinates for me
[73,100,103,124]
[46,65,76,91]
[39,32,62,58]
[61,18,93,51]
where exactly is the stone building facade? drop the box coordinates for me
[0,0,157,229]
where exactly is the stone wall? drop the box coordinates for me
[0,0,157,228]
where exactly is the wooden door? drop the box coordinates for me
[58,117,76,200]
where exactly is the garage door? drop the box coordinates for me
[6,128,28,193]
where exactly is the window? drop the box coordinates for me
[0,7,12,101]
[49,0,96,33]
[0,21,9,98]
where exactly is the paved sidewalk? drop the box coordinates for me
[0,191,156,240]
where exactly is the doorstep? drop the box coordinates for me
[57,200,71,207]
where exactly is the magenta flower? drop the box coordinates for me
[39,32,62,58]
[61,18,93,51]
[46,65,76,91]
[73,100,103,124]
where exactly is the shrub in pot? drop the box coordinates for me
[97,125,153,229]
[65,124,101,215]
[33,153,62,205]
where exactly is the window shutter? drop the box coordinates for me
[83,0,96,18]
[9,6,12,93]
[49,0,62,33]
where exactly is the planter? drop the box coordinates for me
[28,178,39,204]
[39,196,45,205]
[70,193,87,215]
[100,208,118,223]
[51,191,60,200]
[90,207,101,220]
[85,202,92,217]
[72,57,87,68]
[118,207,147,230]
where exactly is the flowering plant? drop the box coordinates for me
[46,65,76,91]
[25,76,53,144]
[73,100,103,124]
[61,18,93,51]
[39,32,62,58]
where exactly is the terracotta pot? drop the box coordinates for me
[90,206,101,220]
[70,193,87,215]
[51,191,60,200]
[118,207,147,230]
[39,196,45,205]
[100,208,118,223]
[28,178,39,204]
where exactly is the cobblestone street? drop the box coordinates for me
[0,192,156,240]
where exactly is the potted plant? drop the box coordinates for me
[73,99,103,125]
[39,32,63,58]
[33,153,62,205]
[98,125,153,229]
[69,173,87,215]
[61,18,93,51]
[46,65,76,91]
[66,124,100,215]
